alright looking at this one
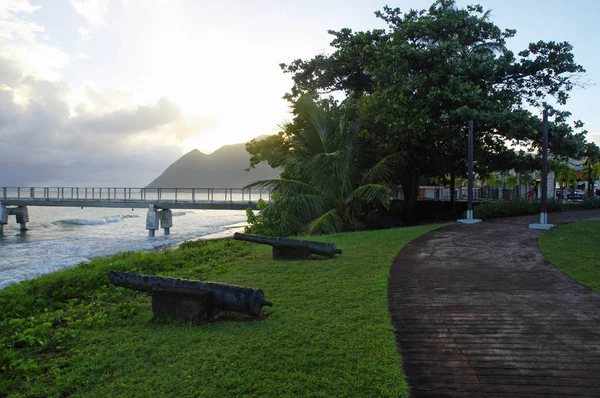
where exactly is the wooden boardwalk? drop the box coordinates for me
[389,210,600,397]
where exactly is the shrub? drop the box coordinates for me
[472,197,600,220]
[244,195,302,237]
[0,239,247,376]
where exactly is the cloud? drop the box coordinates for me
[163,115,220,141]
[0,1,69,81]
[0,1,221,186]
[68,97,181,135]
[0,54,216,186]
[0,1,42,43]
[69,0,110,26]
[78,26,91,41]
[0,55,22,86]
[588,133,600,147]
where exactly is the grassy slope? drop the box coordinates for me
[1,225,438,397]
[540,220,600,293]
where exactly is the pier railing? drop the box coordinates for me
[2,186,531,205]
[1,187,272,204]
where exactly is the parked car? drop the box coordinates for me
[567,189,586,200]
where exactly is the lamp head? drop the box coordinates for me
[546,109,555,117]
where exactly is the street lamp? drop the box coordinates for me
[458,120,481,224]
[529,108,556,230]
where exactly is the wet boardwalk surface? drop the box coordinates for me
[389,210,600,397]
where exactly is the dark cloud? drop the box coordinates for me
[0,144,181,186]
[0,57,203,186]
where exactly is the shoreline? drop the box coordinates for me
[0,221,248,290]
[155,225,246,252]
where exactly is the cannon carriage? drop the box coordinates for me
[107,270,272,321]
[233,233,342,260]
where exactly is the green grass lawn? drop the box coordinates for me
[0,225,439,397]
[540,220,600,293]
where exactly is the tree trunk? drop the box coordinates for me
[450,166,457,220]
[588,161,593,198]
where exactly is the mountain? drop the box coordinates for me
[146,141,280,188]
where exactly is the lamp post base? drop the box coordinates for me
[529,213,555,230]
[458,210,482,224]
[529,223,555,230]
[458,218,482,224]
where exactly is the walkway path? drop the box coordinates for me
[389,210,600,397]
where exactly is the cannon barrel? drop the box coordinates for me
[233,233,342,258]
[107,270,272,316]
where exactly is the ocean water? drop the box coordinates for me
[0,206,248,289]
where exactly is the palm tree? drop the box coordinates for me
[505,174,517,199]
[583,143,600,197]
[557,168,578,190]
[549,160,571,199]
[581,161,600,194]
[453,176,468,199]
[483,173,501,188]
[519,172,533,199]
[245,96,396,235]
[482,173,502,199]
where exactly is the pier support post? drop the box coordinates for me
[146,205,159,237]
[160,209,172,235]
[15,206,28,232]
[0,205,7,234]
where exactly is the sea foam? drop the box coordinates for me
[55,214,139,226]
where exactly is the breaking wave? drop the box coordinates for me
[54,214,139,226]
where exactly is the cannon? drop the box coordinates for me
[107,270,272,319]
[233,233,342,260]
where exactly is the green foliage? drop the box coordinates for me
[483,173,503,189]
[540,220,600,293]
[580,162,600,182]
[246,96,396,235]
[244,196,302,237]
[549,159,571,196]
[276,0,588,223]
[0,226,440,397]
[557,167,578,188]
[1,348,38,373]
[473,197,600,220]
[0,240,251,379]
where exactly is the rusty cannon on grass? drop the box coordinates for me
[233,232,342,260]
[107,270,272,321]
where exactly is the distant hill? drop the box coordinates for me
[146,140,280,188]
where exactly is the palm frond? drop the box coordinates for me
[306,208,343,235]
[295,96,335,154]
[268,193,330,222]
[244,179,319,197]
[362,153,402,184]
[347,184,392,209]
[309,150,354,197]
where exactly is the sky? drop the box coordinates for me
[1,0,599,186]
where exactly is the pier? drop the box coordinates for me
[0,187,270,236]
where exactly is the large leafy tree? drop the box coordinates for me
[270,0,586,223]
[245,96,396,235]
